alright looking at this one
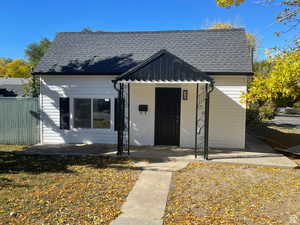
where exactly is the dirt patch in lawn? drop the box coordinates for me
[0,145,27,152]
[164,162,300,225]
[0,152,140,225]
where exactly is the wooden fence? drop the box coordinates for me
[0,98,40,145]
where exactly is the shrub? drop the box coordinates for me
[246,108,260,125]
[246,103,261,126]
[293,101,300,109]
[258,104,276,120]
[246,103,276,127]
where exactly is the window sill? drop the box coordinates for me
[71,128,114,132]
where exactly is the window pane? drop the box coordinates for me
[59,97,70,130]
[93,99,111,128]
[74,98,91,128]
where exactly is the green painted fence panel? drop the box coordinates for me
[0,98,40,145]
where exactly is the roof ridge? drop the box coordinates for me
[57,28,245,35]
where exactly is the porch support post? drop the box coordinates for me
[194,83,199,158]
[117,83,124,155]
[204,83,210,160]
[127,83,130,155]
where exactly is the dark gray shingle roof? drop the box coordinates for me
[0,78,28,96]
[33,29,253,75]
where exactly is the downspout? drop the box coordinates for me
[39,75,43,145]
[204,81,215,160]
[250,47,254,73]
[127,83,130,155]
[208,81,215,95]
[32,68,43,145]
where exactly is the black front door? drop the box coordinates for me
[155,88,181,146]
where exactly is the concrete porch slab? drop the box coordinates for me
[20,135,297,168]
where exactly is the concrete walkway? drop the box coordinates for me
[110,161,189,225]
[208,135,298,168]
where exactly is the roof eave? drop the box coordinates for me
[206,72,254,76]
[32,72,120,76]
[32,71,254,76]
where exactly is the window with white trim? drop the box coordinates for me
[73,98,111,129]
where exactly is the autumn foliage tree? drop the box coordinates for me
[207,22,256,50]
[215,0,300,39]
[216,0,246,7]
[0,58,12,76]
[0,58,31,78]
[245,50,300,108]
[5,59,31,78]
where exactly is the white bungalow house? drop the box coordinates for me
[33,28,253,157]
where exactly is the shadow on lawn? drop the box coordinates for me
[0,152,137,175]
[248,123,300,149]
[0,177,31,188]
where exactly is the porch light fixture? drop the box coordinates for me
[183,90,188,100]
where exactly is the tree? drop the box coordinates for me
[207,23,235,29]
[215,0,245,7]
[3,59,31,78]
[25,38,52,67]
[245,50,300,107]
[276,0,300,32]
[81,27,93,32]
[0,58,12,76]
[24,38,51,97]
[23,76,39,97]
[215,0,300,36]
[253,59,273,75]
[207,22,257,50]
[81,27,104,32]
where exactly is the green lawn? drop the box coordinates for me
[0,148,140,225]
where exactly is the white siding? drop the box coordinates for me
[209,76,247,149]
[40,75,118,144]
[40,75,247,149]
[129,83,202,147]
[129,84,155,146]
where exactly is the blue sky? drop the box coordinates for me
[0,0,296,60]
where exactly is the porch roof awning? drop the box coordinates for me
[114,49,213,84]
